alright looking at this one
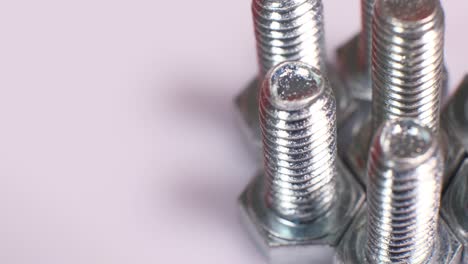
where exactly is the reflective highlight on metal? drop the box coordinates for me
[366,119,443,263]
[442,159,468,264]
[260,62,336,221]
[238,62,364,263]
[333,207,463,264]
[371,0,445,134]
[253,0,326,75]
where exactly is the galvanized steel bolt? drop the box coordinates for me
[341,0,451,187]
[239,61,364,264]
[371,0,444,134]
[366,119,443,263]
[260,61,336,221]
[333,119,463,263]
[235,0,353,156]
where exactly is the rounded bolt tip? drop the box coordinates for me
[268,62,325,110]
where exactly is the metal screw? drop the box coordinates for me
[365,118,443,263]
[234,0,332,157]
[333,119,462,264]
[259,61,336,221]
[239,61,364,263]
[253,0,326,76]
[371,0,444,134]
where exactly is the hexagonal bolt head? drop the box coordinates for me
[333,207,463,264]
[235,66,354,159]
[238,160,364,264]
[340,118,465,190]
[443,75,468,153]
[442,158,468,264]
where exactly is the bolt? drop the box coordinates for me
[235,0,352,157]
[333,119,463,264]
[371,0,444,134]
[342,0,450,187]
[335,0,376,101]
[366,118,442,263]
[239,61,363,264]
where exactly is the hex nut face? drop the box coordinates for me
[238,161,364,264]
[336,34,371,102]
[235,67,354,158]
[443,75,468,153]
[442,159,468,264]
[333,207,463,264]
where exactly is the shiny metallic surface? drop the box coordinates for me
[366,119,443,263]
[371,0,445,134]
[341,0,452,189]
[260,62,336,221]
[253,0,326,75]
[342,119,464,189]
[236,0,352,157]
[238,62,364,263]
[333,207,463,264]
[335,0,376,102]
[235,65,353,159]
[442,159,468,264]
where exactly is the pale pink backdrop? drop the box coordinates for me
[0,1,466,263]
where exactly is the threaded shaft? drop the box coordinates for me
[259,61,337,222]
[365,119,443,264]
[359,0,376,73]
[371,0,444,134]
[253,0,326,76]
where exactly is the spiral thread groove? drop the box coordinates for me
[259,61,337,222]
[371,0,444,134]
[253,0,326,76]
[365,119,443,264]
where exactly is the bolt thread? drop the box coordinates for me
[359,0,376,73]
[365,119,443,264]
[371,0,444,134]
[259,61,337,222]
[252,0,326,76]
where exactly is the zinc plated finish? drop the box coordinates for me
[334,118,463,264]
[239,62,364,264]
[235,0,352,156]
[335,0,375,101]
[365,119,443,263]
[341,0,459,189]
[442,159,468,264]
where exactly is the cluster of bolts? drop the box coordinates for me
[235,0,468,263]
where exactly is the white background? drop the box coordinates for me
[0,1,466,263]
